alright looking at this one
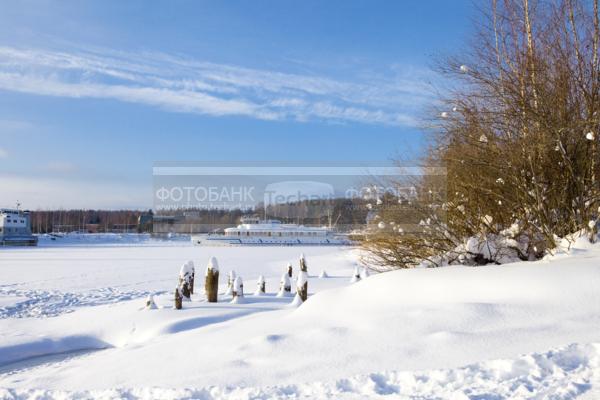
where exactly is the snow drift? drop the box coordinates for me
[0,239,599,398]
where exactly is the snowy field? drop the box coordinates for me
[0,234,599,399]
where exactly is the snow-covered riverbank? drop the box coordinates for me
[1,236,599,399]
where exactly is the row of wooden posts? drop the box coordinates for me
[174,254,310,309]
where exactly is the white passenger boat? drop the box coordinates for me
[191,216,352,246]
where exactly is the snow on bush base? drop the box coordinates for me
[3,342,597,399]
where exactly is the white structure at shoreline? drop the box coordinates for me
[0,209,38,246]
[192,216,351,246]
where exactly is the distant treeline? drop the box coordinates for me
[264,198,369,229]
[29,210,149,233]
[159,198,370,231]
[29,198,370,234]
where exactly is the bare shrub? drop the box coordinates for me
[361,0,600,270]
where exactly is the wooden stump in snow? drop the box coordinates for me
[350,266,361,283]
[231,276,244,303]
[225,270,237,296]
[287,262,293,278]
[255,275,266,295]
[174,287,183,310]
[205,256,220,303]
[277,273,292,297]
[180,281,191,300]
[145,294,157,309]
[179,261,195,296]
[297,270,308,301]
[189,262,195,294]
[360,266,370,279]
[299,253,307,272]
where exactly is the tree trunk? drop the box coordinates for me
[181,281,191,300]
[298,282,308,301]
[174,287,182,310]
[300,258,307,272]
[205,269,219,302]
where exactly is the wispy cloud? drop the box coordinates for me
[0,147,7,158]
[0,46,436,127]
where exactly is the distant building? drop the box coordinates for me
[85,223,100,233]
[52,224,75,233]
[0,209,38,246]
[111,224,138,233]
[137,211,154,233]
[152,214,182,234]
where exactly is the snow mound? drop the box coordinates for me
[0,335,112,367]
[2,242,600,396]
[288,293,304,307]
[275,290,292,298]
[2,342,597,399]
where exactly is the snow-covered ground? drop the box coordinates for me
[0,234,599,399]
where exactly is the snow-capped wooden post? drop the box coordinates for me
[360,266,370,279]
[145,294,157,310]
[277,273,291,297]
[188,261,195,294]
[254,275,266,295]
[174,287,183,310]
[297,269,308,301]
[205,256,219,303]
[350,266,361,283]
[231,276,244,303]
[179,261,194,299]
[287,262,293,278]
[225,270,237,296]
[299,253,307,272]
[180,281,191,300]
[588,219,598,244]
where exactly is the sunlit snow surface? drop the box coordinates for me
[0,233,599,399]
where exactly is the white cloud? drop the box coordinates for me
[0,147,7,158]
[0,72,279,121]
[0,46,436,127]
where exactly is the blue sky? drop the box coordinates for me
[0,0,473,209]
